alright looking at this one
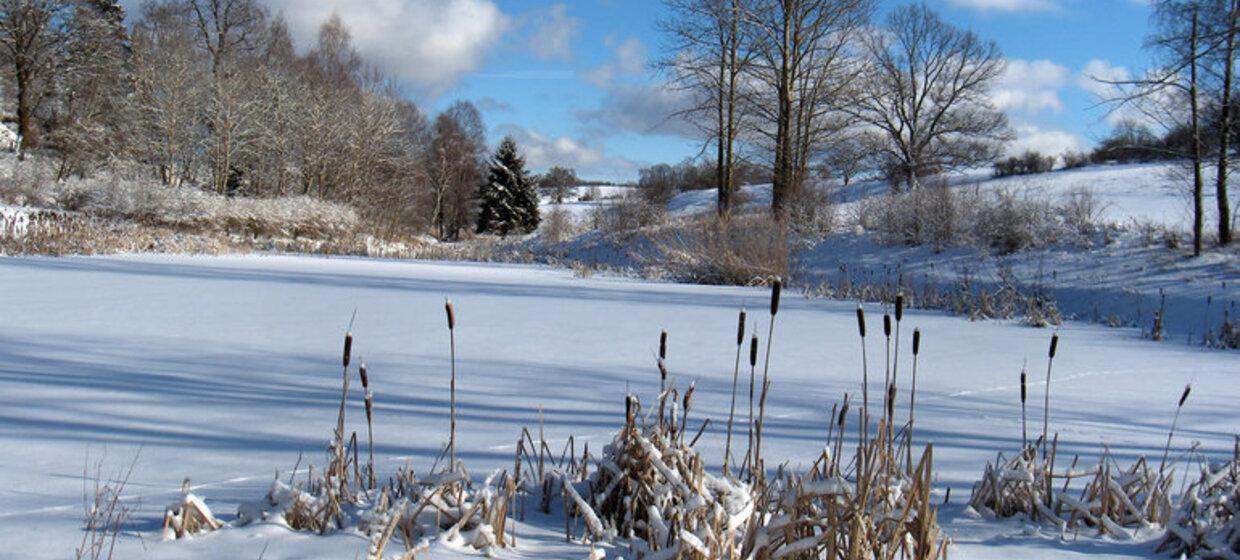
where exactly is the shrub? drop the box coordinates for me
[653,213,789,285]
[590,193,665,240]
[0,160,359,240]
[993,151,1056,178]
[539,206,579,244]
[1059,187,1104,236]
[1061,150,1091,169]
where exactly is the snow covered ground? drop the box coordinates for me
[541,164,1240,344]
[0,253,1235,559]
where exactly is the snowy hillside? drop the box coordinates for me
[540,164,1240,345]
[0,254,1234,559]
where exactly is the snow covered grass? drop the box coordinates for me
[0,156,359,241]
[0,254,1234,559]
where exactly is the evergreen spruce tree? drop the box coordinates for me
[477,136,540,235]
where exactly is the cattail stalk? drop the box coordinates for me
[883,313,892,417]
[745,333,758,482]
[1042,333,1058,461]
[445,299,457,471]
[724,308,746,476]
[856,306,869,432]
[360,362,375,490]
[754,279,781,480]
[1158,384,1192,474]
[1020,363,1028,449]
[891,294,904,428]
[908,328,921,449]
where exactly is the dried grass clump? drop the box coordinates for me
[162,484,223,540]
[653,213,791,285]
[1157,454,1240,557]
[969,446,1174,536]
[969,337,1179,537]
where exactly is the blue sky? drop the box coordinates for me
[122,0,1158,181]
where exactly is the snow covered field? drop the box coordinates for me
[0,253,1235,559]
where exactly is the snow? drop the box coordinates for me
[0,253,1235,558]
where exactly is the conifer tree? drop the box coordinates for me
[477,136,540,235]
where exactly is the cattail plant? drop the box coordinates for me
[360,362,375,490]
[1158,384,1192,475]
[1020,363,1028,449]
[445,299,458,470]
[856,306,870,425]
[724,308,746,475]
[883,313,892,415]
[745,333,758,481]
[1042,332,1058,462]
[908,328,921,448]
[891,294,904,428]
[659,329,668,393]
[753,279,781,481]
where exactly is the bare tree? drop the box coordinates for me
[1206,0,1236,245]
[428,104,484,241]
[50,0,132,177]
[853,2,1008,191]
[131,1,207,186]
[0,0,70,157]
[663,0,755,215]
[540,165,578,204]
[744,0,873,216]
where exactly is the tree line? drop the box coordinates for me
[0,0,540,240]
[661,0,1010,217]
[1105,0,1238,254]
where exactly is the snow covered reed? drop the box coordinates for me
[1157,453,1240,557]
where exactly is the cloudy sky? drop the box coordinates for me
[122,0,1156,181]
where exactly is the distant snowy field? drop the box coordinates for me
[0,254,1235,559]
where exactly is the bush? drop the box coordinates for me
[590,193,666,240]
[858,183,1064,253]
[1061,151,1090,169]
[0,160,359,239]
[540,206,579,244]
[993,151,1056,178]
[1059,187,1103,236]
[653,213,789,284]
[785,185,836,241]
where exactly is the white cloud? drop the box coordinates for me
[1075,59,1185,128]
[578,82,698,138]
[580,36,649,88]
[498,126,642,178]
[993,59,1070,114]
[527,4,579,62]
[263,0,509,96]
[946,0,1058,11]
[1005,124,1088,157]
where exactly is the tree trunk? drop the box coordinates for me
[1192,7,1205,256]
[1217,0,1237,246]
[15,65,35,159]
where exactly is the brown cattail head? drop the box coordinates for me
[684,383,695,409]
[343,332,353,368]
[883,314,891,338]
[364,393,374,423]
[838,394,850,427]
[444,300,455,330]
[1020,370,1027,404]
[659,330,668,360]
[737,309,747,346]
[1179,384,1192,408]
[749,334,759,367]
[1048,333,1059,359]
[359,362,369,389]
[855,306,866,338]
[770,278,782,316]
[895,294,904,322]
[887,384,897,419]
[912,328,921,355]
